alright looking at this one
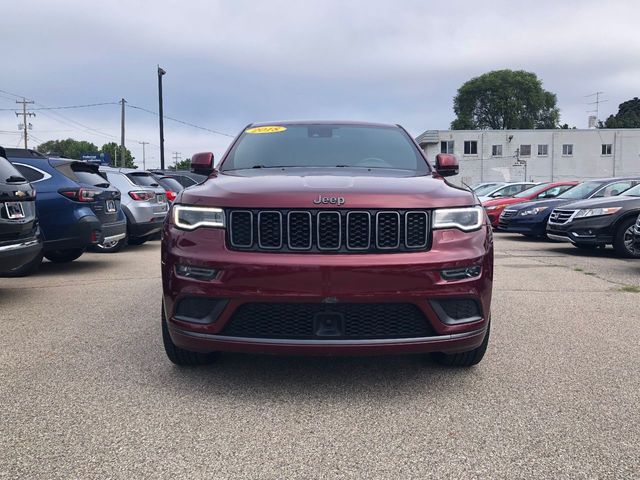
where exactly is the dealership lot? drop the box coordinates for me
[1,235,638,479]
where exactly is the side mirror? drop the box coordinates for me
[191,151,215,175]
[434,153,459,177]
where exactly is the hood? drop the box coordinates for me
[558,195,640,210]
[504,198,570,211]
[178,169,476,209]
[482,196,526,207]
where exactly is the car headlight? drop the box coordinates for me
[519,206,549,216]
[573,207,622,219]
[173,205,225,230]
[485,205,506,211]
[433,206,484,232]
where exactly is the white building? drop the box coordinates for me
[416,128,640,186]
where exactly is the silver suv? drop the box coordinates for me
[98,167,168,251]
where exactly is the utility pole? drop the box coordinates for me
[120,98,126,167]
[586,91,607,124]
[139,141,149,170]
[15,98,35,149]
[172,152,181,170]
[158,66,166,170]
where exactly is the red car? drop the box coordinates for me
[483,181,578,228]
[161,122,493,367]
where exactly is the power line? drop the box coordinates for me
[127,103,234,137]
[0,101,118,111]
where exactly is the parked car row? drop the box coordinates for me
[0,147,205,276]
[473,177,640,258]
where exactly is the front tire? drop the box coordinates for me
[431,322,490,367]
[613,217,640,258]
[128,235,148,246]
[162,304,216,366]
[44,248,85,263]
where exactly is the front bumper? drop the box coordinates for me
[546,216,615,245]
[161,225,494,356]
[498,213,548,235]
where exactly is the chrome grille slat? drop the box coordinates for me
[228,209,430,253]
[548,208,576,225]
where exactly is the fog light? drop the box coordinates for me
[175,264,218,280]
[440,266,482,281]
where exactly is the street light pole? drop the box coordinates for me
[157,66,166,170]
[139,141,149,170]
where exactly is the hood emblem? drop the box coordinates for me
[313,195,345,206]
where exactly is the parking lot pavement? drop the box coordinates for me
[1,236,639,479]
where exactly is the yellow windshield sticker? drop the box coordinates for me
[245,126,287,134]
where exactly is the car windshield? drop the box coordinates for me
[621,184,640,197]
[474,183,504,195]
[221,124,429,174]
[557,181,602,199]
[514,184,549,198]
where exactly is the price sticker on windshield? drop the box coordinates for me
[245,126,287,134]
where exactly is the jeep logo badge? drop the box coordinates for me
[313,195,345,206]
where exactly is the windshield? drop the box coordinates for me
[621,184,640,197]
[557,181,602,199]
[221,124,429,174]
[474,183,504,195]
[514,184,549,198]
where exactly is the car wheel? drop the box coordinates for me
[1,252,43,277]
[162,304,216,366]
[128,236,148,246]
[93,237,127,253]
[613,217,640,258]
[44,248,85,263]
[431,321,490,367]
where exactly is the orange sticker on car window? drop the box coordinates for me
[245,126,287,134]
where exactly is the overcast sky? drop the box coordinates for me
[1,0,639,168]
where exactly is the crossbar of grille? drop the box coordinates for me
[227,209,430,253]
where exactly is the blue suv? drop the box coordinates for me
[6,149,126,265]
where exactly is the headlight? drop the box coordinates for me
[433,206,484,232]
[485,205,505,211]
[519,206,549,216]
[574,207,621,219]
[173,205,225,230]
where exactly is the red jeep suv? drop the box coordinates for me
[161,122,493,367]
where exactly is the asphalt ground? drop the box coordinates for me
[1,234,639,479]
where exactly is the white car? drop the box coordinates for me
[477,182,538,203]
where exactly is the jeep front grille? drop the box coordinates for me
[228,209,430,253]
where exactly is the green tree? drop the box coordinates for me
[101,142,137,168]
[36,138,99,159]
[601,97,640,128]
[451,70,560,130]
[172,158,191,170]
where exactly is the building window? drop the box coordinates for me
[464,140,478,155]
[601,144,612,155]
[562,144,573,156]
[538,144,548,156]
[440,141,454,154]
[491,145,502,157]
[520,145,531,157]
